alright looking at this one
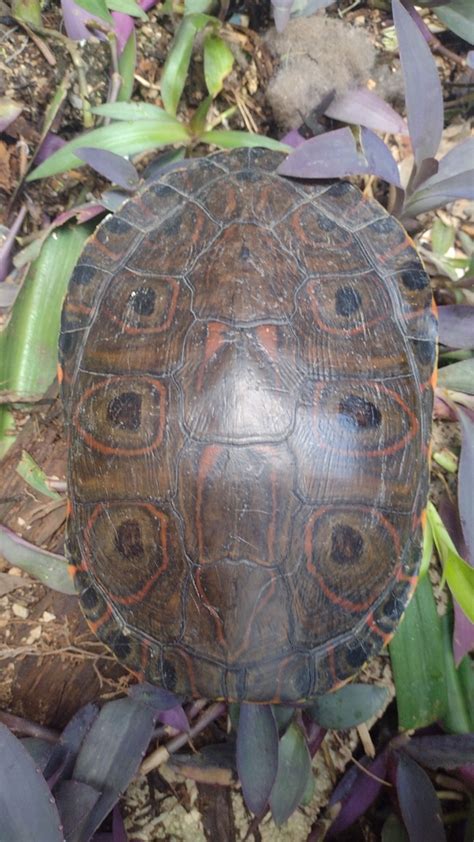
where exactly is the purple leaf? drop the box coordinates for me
[44,703,99,785]
[277,126,401,186]
[55,779,102,840]
[325,87,408,135]
[128,681,183,711]
[327,751,388,837]
[403,734,474,769]
[269,722,312,825]
[0,97,22,132]
[396,751,446,841]
[70,698,157,842]
[468,51,474,69]
[271,0,296,32]
[360,127,402,187]
[61,0,109,42]
[438,305,474,349]
[392,0,443,166]
[158,705,190,733]
[435,138,474,182]
[35,132,66,165]
[456,406,474,567]
[438,496,474,664]
[280,128,306,148]
[74,147,139,189]
[111,0,159,53]
[0,205,26,283]
[236,703,279,816]
[112,804,128,842]
[404,171,474,217]
[0,724,63,842]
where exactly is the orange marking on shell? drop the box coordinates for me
[327,645,337,686]
[66,499,73,518]
[256,324,279,363]
[57,363,64,385]
[66,302,92,317]
[67,563,77,580]
[395,569,419,586]
[89,605,112,632]
[379,234,411,263]
[195,567,225,647]
[365,612,392,645]
[73,375,166,457]
[196,444,223,563]
[311,382,419,459]
[102,277,180,335]
[430,367,438,389]
[306,278,385,337]
[197,322,227,392]
[174,647,198,698]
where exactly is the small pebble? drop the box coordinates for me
[12,603,29,619]
[26,626,42,644]
[41,610,56,623]
[8,567,22,576]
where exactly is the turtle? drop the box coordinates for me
[59,147,437,704]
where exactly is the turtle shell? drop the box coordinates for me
[59,148,436,703]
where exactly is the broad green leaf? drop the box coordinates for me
[441,611,474,734]
[382,813,409,842]
[269,723,312,825]
[11,0,42,25]
[75,0,112,23]
[201,130,290,151]
[27,120,190,181]
[0,525,74,594]
[106,0,147,19]
[306,684,389,729]
[389,575,447,729]
[203,33,234,96]
[161,14,215,116]
[0,225,90,401]
[420,515,433,577]
[118,29,136,102]
[437,358,474,394]
[0,724,63,842]
[92,102,175,121]
[428,502,474,623]
[431,218,455,256]
[0,407,16,459]
[436,1,474,45]
[185,0,215,11]
[16,451,62,500]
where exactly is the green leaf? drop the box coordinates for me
[203,33,234,97]
[92,102,175,121]
[306,684,389,730]
[16,451,62,500]
[420,515,433,577]
[382,813,410,842]
[118,30,136,102]
[269,723,312,825]
[106,0,147,19]
[184,0,215,11]
[189,94,212,136]
[437,358,474,394]
[12,0,42,25]
[0,225,90,401]
[0,407,16,459]
[75,0,112,23]
[201,130,290,151]
[428,501,474,623]
[436,1,474,45]
[389,575,447,729]
[0,525,74,595]
[27,120,190,181]
[161,14,215,116]
[431,218,455,256]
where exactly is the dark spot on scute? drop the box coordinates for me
[401,268,429,290]
[72,264,96,285]
[162,659,177,691]
[107,392,142,431]
[370,216,396,234]
[240,245,251,260]
[327,180,353,197]
[412,339,436,366]
[81,585,100,611]
[58,331,75,356]
[315,211,337,232]
[338,395,382,430]
[377,593,404,632]
[335,286,362,317]
[129,286,156,316]
[331,524,364,564]
[110,632,132,660]
[99,216,132,237]
[345,640,369,668]
[160,215,182,237]
[116,520,144,559]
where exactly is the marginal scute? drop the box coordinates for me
[62,148,435,702]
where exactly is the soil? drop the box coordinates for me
[0,0,472,839]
